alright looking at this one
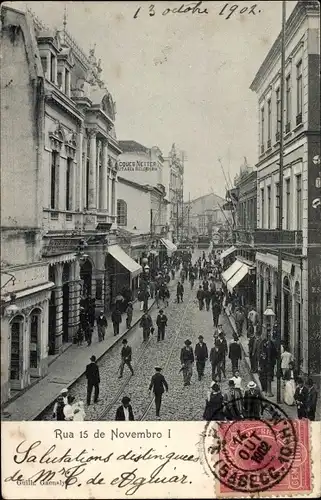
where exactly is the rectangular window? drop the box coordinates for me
[275,182,280,228]
[66,158,72,211]
[286,75,291,128]
[50,152,58,209]
[41,57,48,76]
[296,61,303,122]
[276,88,281,133]
[260,107,265,149]
[296,174,302,230]
[50,53,56,83]
[261,188,265,228]
[57,71,62,89]
[267,186,271,228]
[267,99,272,143]
[285,179,291,230]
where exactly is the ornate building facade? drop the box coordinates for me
[1,6,141,403]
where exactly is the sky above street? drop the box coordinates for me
[9,1,296,200]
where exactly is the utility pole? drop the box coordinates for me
[276,0,286,404]
[150,209,153,237]
[188,192,190,240]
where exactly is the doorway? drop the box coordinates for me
[283,276,291,349]
[80,259,93,297]
[62,263,71,343]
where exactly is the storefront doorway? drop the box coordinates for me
[283,276,291,349]
[62,263,71,343]
[80,260,93,297]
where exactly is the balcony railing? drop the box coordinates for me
[233,229,303,253]
[254,229,303,251]
[296,112,302,126]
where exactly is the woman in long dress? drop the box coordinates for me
[283,361,297,406]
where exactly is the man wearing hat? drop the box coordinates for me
[85,355,100,405]
[243,381,263,419]
[119,339,134,378]
[180,340,195,386]
[156,309,168,342]
[115,396,134,421]
[97,310,108,341]
[194,336,208,381]
[149,367,169,419]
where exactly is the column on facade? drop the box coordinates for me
[68,260,81,341]
[108,169,113,214]
[112,174,117,217]
[88,129,97,210]
[76,125,84,212]
[96,140,101,209]
[54,263,64,353]
[100,139,108,211]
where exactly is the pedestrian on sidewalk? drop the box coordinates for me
[247,306,259,334]
[197,286,204,310]
[204,288,211,311]
[119,339,134,378]
[52,388,68,419]
[248,330,262,373]
[111,307,122,336]
[235,307,245,337]
[217,331,227,381]
[140,311,154,342]
[189,270,195,289]
[76,325,84,346]
[63,394,76,421]
[180,339,194,386]
[203,382,225,421]
[149,367,168,420]
[294,378,308,419]
[283,361,297,406]
[88,297,96,329]
[149,280,155,300]
[125,302,133,329]
[212,299,221,328]
[223,380,244,420]
[85,355,100,405]
[156,309,168,341]
[231,370,243,402]
[97,310,108,341]
[72,400,86,421]
[281,345,293,379]
[243,381,263,419]
[164,286,170,307]
[210,342,220,382]
[155,287,160,308]
[176,281,184,303]
[115,396,135,421]
[229,334,242,372]
[307,378,318,421]
[195,335,208,380]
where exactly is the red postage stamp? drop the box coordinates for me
[201,408,312,496]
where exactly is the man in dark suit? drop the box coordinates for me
[119,339,134,378]
[115,396,134,421]
[156,309,168,341]
[195,335,208,380]
[85,355,100,405]
[149,367,169,419]
[294,378,309,419]
[176,282,184,303]
[229,334,242,372]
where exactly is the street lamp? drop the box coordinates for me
[263,304,276,397]
[4,293,19,318]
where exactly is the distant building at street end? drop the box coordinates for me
[250,0,320,377]
[183,193,232,241]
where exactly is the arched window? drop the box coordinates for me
[29,308,42,369]
[117,199,127,226]
[10,315,24,381]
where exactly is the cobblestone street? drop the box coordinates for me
[41,265,252,422]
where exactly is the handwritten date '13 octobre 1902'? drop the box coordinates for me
[133,2,262,20]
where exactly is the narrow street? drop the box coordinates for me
[41,250,252,421]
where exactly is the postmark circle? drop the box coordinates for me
[200,397,298,493]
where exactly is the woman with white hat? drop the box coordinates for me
[243,381,263,419]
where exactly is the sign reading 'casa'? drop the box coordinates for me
[117,160,158,172]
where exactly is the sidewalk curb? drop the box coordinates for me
[33,299,156,421]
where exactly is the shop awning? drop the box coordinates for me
[108,245,142,278]
[227,263,251,293]
[160,238,177,253]
[220,245,236,263]
[221,259,243,284]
